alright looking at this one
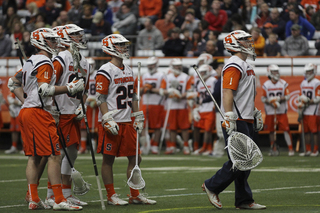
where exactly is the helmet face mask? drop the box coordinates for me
[31,28,59,55]
[101,34,130,59]
[199,64,211,80]
[304,63,316,81]
[57,24,87,49]
[267,64,280,81]
[147,56,158,74]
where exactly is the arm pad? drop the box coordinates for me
[7,78,21,92]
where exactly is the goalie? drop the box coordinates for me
[202,30,266,210]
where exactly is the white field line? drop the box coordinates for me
[2,185,320,209]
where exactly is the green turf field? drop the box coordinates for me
[1,148,320,213]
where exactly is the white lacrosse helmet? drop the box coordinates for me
[199,64,212,80]
[147,56,158,74]
[101,34,130,59]
[304,63,317,81]
[30,28,59,55]
[87,57,96,74]
[267,64,280,81]
[52,26,66,48]
[58,24,87,49]
[223,30,256,61]
[197,53,213,66]
[170,58,183,75]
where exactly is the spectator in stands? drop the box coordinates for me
[181,28,191,43]
[204,40,224,68]
[206,30,225,56]
[162,27,186,56]
[90,11,112,36]
[285,8,315,40]
[263,33,281,56]
[3,6,19,34]
[26,0,45,8]
[310,5,320,30]
[117,0,139,19]
[263,8,286,40]
[20,31,36,57]
[251,27,266,56]
[256,3,270,28]
[262,22,274,40]
[139,0,162,24]
[305,5,315,22]
[10,21,24,42]
[25,2,39,32]
[155,9,175,40]
[300,0,319,13]
[240,0,254,24]
[56,11,71,26]
[280,2,299,22]
[204,0,228,32]
[2,0,17,16]
[67,0,83,26]
[168,4,184,28]
[315,37,320,55]
[221,0,238,18]
[93,0,113,26]
[137,18,164,50]
[282,24,309,56]
[194,0,211,20]
[79,4,93,34]
[199,20,210,40]
[0,25,12,57]
[108,0,123,23]
[181,8,200,37]
[113,2,137,35]
[184,28,206,57]
[39,0,60,26]
[177,0,197,18]
[56,0,71,11]
[222,13,248,33]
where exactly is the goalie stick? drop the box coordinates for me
[70,44,106,210]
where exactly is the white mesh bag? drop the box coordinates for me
[226,132,263,171]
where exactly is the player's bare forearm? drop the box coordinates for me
[82,93,87,103]
[132,100,139,112]
[99,102,108,115]
[53,86,68,95]
[13,87,25,104]
[223,88,234,112]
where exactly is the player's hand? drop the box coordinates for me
[142,84,153,94]
[222,111,237,135]
[67,77,84,95]
[74,104,86,120]
[298,95,310,105]
[131,111,144,134]
[297,102,306,109]
[102,110,120,135]
[8,104,15,118]
[186,91,198,100]
[192,107,201,122]
[167,88,181,99]
[253,107,264,132]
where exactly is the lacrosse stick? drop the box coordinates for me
[297,108,306,154]
[192,65,263,171]
[127,62,146,190]
[142,93,151,155]
[158,99,171,154]
[70,44,106,210]
[271,108,280,156]
[58,128,91,195]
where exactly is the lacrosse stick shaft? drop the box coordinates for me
[136,62,141,165]
[192,65,224,117]
[158,99,171,154]
[274,108,277,144]
[16,40,27,61]
[71,45,105,210]
[58,128,74,168]
[300,111,306,154]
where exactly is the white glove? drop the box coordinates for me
[167,88,181,99]
[74,104,87,121]
[298,95,310,105]
[102,110,120,135]
[38,83,55,97]
[253,107,264,132]
[268,96,280,108]
[7,95,15,105]
[66,77,84,95]
[186,91,198,100]
[222,111,237,135]
[192,107,201,122]
[131,111,144,134]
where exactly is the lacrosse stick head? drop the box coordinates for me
[226,132,263,171]
[71,169,91,196]
[127,165,146,190]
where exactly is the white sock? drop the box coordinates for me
[62,188,72,198]
[47,188,54,198]
[284,132,292,146]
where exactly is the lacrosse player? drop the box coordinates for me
[298,63,320,157]
[202,30,266,210]
[45,24,91,207]
[8,28,84,210]
[140,56,165,154]
[192,64,217,155]
[261,64,294,156]
[79,57,99,154]
[95,34,156,205]
[159,58,193,155]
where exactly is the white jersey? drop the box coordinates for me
[300,78,320,115]
[262,79,288,115]
[96,62,134,123]
[141,71,164,105]
[87,70,97,101]
[221,56,256,120]
[164,72,190,110]
[20,54,55,111]
[53,50,90,114]
[194,76,217,113]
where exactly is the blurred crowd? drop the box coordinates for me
[2,0,320,59]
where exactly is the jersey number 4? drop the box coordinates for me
[117,85,133,109]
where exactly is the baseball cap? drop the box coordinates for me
[291,24,301,31]
[92,11,103,24]
[171,27,180,33]
[263,23,273,29]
